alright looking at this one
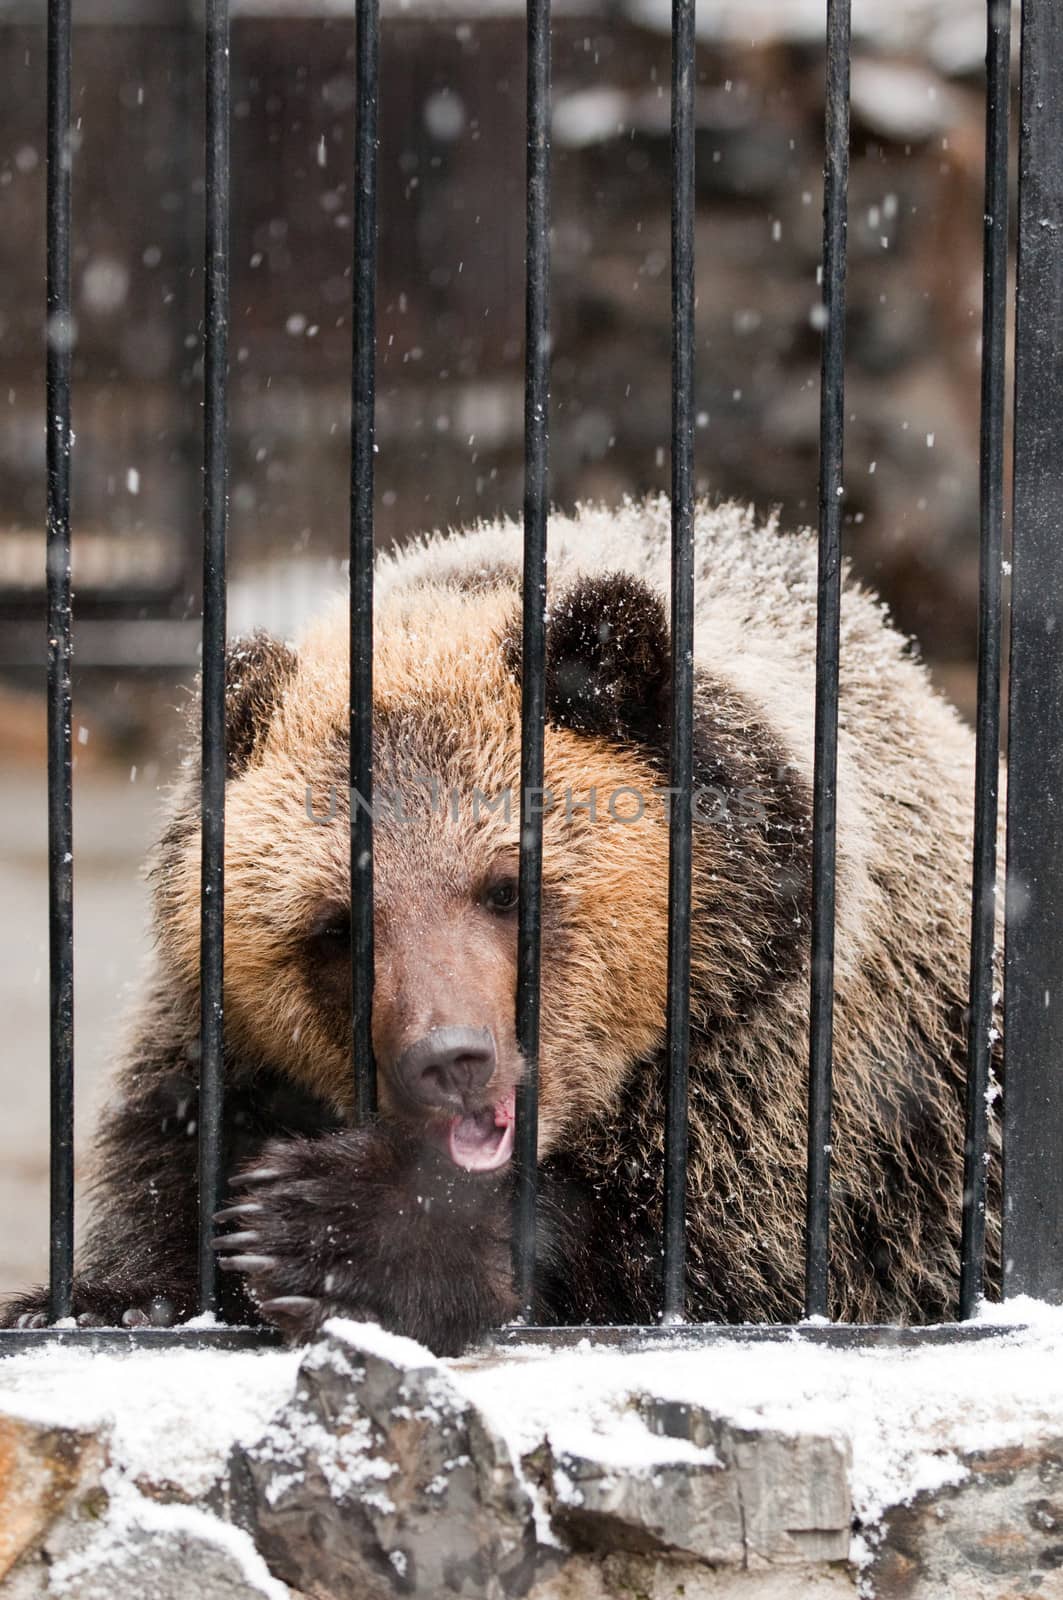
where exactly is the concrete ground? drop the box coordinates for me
[0,766,166,1299]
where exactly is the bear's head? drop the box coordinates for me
[155,567,808,1167]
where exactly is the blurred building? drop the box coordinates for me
[1,0,1010,706]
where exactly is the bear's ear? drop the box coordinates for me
[224,631,298,777]
[543,572,672,746]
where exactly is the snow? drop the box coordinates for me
[325,1315,438,1371]
[46,1467,290,1600]
[450,1299,1063,1563]
[0,1345,301,1596]
[0,1344,302,1498]
[254,1402,398,1512]
[5,1301,1063,1573]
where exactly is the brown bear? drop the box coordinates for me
[4,499,1001,1351]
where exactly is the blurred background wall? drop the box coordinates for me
[0,0,1013,1293]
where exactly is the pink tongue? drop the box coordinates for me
[447,1098,516,1172]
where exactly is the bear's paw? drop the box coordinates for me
[214,1124,518,1356]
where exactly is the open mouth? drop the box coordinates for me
[445,1091,516,1173]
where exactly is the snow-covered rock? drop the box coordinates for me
[4,1306,1063,1597]
[238,1321,539,1599]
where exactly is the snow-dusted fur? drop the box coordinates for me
[3,500,1000,1341]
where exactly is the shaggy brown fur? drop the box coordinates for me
[3,499,1001,1347]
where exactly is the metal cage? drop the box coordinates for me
[3,0,1063,1357]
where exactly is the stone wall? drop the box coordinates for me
[3,1314,1063,1600]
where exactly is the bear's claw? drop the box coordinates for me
[211,1230,260,1250]
[257,1295,327,1342]
[213,1202,263,1223]
[216,1252,276,1275]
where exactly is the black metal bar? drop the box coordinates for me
[0,1327,282,1357]
[959,0,1011,1322]
[350,0,380,1125]
[46,0,74,1325]
[0,1319,1014,1359]
[1003,0,1063,1306]
[661,0,696,1325]
[198,0,230,1316]
[491,1320,1019,1352]
[804,0,851,1322]
[512,0,551,1323]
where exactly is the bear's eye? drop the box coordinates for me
[482,877,519,915]
[307,906,351,956]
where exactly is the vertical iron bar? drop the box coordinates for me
[804,0,850,1321]
[198,0,230,1315]
[350,0,379,1123]
[46,0,74,1325]
[661,0,696,1325]
[959,0,1011,1322]
[1003,0,1063,1305]
[513,0,551,1321]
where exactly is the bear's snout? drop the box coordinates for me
[394,1025,496,1113]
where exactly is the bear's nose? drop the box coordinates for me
[394,1026,496,1111]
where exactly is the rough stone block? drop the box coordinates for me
[549,1445,745,1565]
[548,1395,850,1570]
[529,1551,859,1599]
[870,1438,1063,1600]
[0,1415,106,1581]
[238,1323,539,1600]
[4,1517,292,1600]
[640,1398,852,1566]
